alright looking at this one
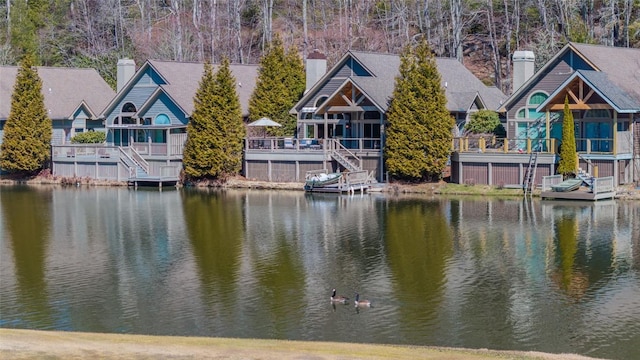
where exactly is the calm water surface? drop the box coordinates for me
[1,186,639,359]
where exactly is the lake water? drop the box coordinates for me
[1,186,639,359]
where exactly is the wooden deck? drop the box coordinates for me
[128,176,180,189]
[540,188,616,201]
[540,175,616,201]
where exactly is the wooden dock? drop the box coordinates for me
[540,175,616,201]
[304,170,372,194]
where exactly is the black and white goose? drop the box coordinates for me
[354,293,371,307]
[330,288,349,304]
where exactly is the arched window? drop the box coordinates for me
[121,102,137,113]
[154,113,171,125]
[515,91,548,120]
[315,95,328,107]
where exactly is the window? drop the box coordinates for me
[154,114,171,125]
[584,109,610,118]
[315,95,328,107]
[515,92,548,120]
[121,102,137,113]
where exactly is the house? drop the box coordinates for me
[243,50,507,182]
[52,59,258,182]
[0,65,114,146]
[451,42,640,187]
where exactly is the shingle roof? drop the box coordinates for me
[320,51,506,113]
[570,43,640,105]
[0,66,114,120]
[146,60,259,116]
[501,42,640,112]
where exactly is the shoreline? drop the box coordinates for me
[0,328,603,360]
[2,175,639,200]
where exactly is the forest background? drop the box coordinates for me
[1,0,639,94]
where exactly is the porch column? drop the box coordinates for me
[166,129,170,156]
[613,111,618,155]
[545,111,550,145]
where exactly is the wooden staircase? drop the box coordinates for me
[119,147,150,181]
[328,139,361,172]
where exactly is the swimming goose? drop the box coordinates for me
[330,289,349,304]
[354,293,371,307]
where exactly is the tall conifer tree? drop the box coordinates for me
[183,58,245,180]
[385,40,454,182]
[248,34,305,136]
[557,95,577,177]
[0,54,52,175]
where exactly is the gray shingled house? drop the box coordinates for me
[52,59,258,183]
[0,65,114,147]
[451,42,640,187]
[243,50,507,182]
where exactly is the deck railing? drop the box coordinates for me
[452,136,626,155]
[245,137,381,152]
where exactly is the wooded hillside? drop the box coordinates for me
[2,0,638,94]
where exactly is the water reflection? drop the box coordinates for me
[1,186,52,328]
[384,199,451,343]
[1,187,639,360]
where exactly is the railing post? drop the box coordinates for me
[503,139,509,153]
[594,166,598,178]
[586,139,591,154]
[550,138,556,154]
[479,137,485,152]
[526,139,532,153]
[464,137,469,152]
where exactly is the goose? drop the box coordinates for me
[330,289,349,304]
[354,293,371,307]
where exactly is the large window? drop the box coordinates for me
[515,92,548,121]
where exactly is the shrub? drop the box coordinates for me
[71,131,106,144]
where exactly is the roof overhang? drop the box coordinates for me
[537,70,639,114]
[314,78,384,114]
[499,42,597,112]
[136,87,189,119]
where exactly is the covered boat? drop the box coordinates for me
[304,172,342,191]
[551,178,583,192]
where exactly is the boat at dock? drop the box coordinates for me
[304,172,343,191]
[551,178,583,192]
[303,169,373,193]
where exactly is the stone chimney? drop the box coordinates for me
[512,51,535,93]
[305,49,327,94]
[117,59,136,93]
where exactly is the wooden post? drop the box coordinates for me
[479,137,486,152]
[526,139,532,153]
[594,166,598,178]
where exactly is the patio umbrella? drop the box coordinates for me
[248,117,282,137]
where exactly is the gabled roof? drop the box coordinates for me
[0,66,115,120]
[293,51,506,114]
[500,42,640,112]
[570,43,640,106]
[100,60,259,118]
[539,70,640,113]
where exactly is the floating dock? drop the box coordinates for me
[540,175,616,201]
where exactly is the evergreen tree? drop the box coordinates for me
[384,40,454,182]
[0,55,52,175]
[9,0,46,63]
[465,110,505,137]
[557,95,577,177]
[248,34,305,136]
[183,58,245,180]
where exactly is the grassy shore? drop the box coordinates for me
[0,329,602,360]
